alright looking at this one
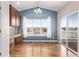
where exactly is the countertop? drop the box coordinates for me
[10,33,22,39]
[14,33,22,38]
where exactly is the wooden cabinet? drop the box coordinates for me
[14,35,22,44]
[9,5,20,26]
[15,10,20,26]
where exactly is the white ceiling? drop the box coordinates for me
[10,1,69,11]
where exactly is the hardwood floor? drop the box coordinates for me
[10,42,77,57]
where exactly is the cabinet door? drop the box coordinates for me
[14,36,22,44]
[10,5,16,26]
[15,10,20,26]
[10,5,20,26]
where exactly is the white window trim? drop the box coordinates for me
[23,16,51,38]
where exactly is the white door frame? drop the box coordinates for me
[0,2,10,56]
[0,3,1,53]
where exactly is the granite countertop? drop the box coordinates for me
[10,33,22,39]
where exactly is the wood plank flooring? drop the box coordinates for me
[10,42,77,57]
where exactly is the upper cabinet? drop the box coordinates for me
[15,10,20,26]
[9,5,20,26]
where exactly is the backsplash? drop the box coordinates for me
[10,26,18,37]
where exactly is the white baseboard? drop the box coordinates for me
[23,40,58,42]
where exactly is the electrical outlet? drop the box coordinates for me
[0,7,1,10]
[0,52,1,55]
[0,30,1,33]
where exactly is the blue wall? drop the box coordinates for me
[19,7,57,40]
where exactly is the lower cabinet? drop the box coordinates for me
[9,38,14,54]
[10,35,22,54]
[14,35,22,44]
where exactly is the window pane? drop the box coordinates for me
[41,19,48,27]
[60,17,67,45]
[26,18,48,35]
[27,19,32,27]
[68,12,78,52]
[33,19,40,27]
